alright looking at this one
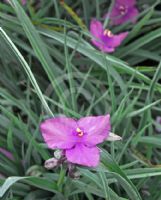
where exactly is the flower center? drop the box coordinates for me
[119,5,127,15]
[76,127,84,137]
[103,29,113,37]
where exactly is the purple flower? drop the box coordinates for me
[90,19,128,53]
[40,114,111,167]
[107,0,139,25]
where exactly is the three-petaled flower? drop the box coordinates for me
[90,19,128,53]
[108,0,139,25]
[40,114,111,167]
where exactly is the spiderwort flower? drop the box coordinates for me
[107,0,139,25]
[90,19,128,53]
[40,114,111,167]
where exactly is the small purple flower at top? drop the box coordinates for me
[40,114,111,167]
[107,0,139,25]
[90,19,128,53]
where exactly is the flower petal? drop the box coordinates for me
[106,32,128,48]
[116,0,136,6]
[91,39,104,51]
[91,39,115,53]
[90,19,105,50]
[125,7,139,23]
[65,144,100,167]
[110,14,127,26]
[110,6,121,18]
[40,117,77,149]
[100,46,115,53]
[78,114,111,146]
[90,19,104,39]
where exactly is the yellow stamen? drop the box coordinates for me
[76,127,84,137]
[78,132,84,137]
[119,5,126,15]
[103,29,113,37]
[120,5,125,9]
[76,127,81,132]
[120,10,125,15]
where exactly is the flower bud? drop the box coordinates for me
[107,132,122,141]
[54,149,63,159]
[44,158,58,170]
[68,163,81,179]
[69,171,81,180]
